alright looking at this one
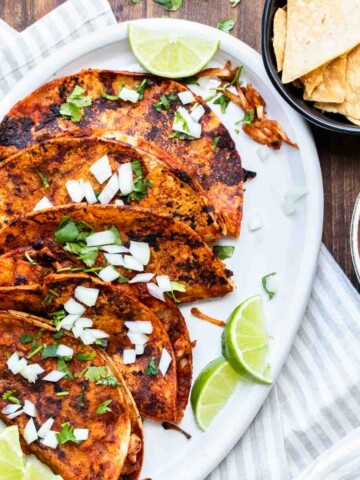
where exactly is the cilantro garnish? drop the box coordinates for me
[52,329,65,340]
[27,344,44,360]
[154,93,177,112]
[96,399,112,414]
[126,161,152,202]
[101,89,119,101]
[41,344,59,360]
[49,310,66,328]
[145,357,160,375]
[60,85,92,123]
[180,76,200,86]
[153,0,183,11]
[169,131,195,140]
[33,168,50,188]
[136,79,148,100]
[238,109,255,126]
[96,375,119,387]
[82,365,108,382]
[217,18,236,33]
[213,245,235,260]
[117,273,129,284]
[213,94,231,113]
[56,391,69,397]
[2,390,20,404]
[57,358,73,379]
[262,272,277,300]
[77,386,85,407]
[56,422,81,445]
[20,334,34,344]
[24,251,37,265]
[167,281,186,303]
[211,136,221,152]
[76,353,95,362]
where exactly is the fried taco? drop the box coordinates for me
[0,70,243,237]
[0,134,224,242]
[0,310,143,480]
[0,204,234,302]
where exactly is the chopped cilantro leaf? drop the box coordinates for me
[117,273,129,284]
[217,18,235,33]
[101,89,119,101]
[213,245,235,260]
[213,94,230,113]
[60,86,92,123]
[83,366,108,382]
[52,330,65,340]
[55,216,80,243]
[135,79,148,100]
[41,344,59,360]
[56,422,81,445]
[34,168,50,188]
[57,358,73,379]
[76,353,95,362]
[127,161,152,202]
[211,136,221,152]
[20,334,34,344]
[2,390,20,404]
[96,375,119,387]
[145,357,160,375]
[77,386,85,407]
[262,272,277,300]
[168,131,195,140]
[154,93,177,112]
[96,399,112,414]
[180,76,200,86]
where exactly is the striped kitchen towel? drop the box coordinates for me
[0,2,360,479]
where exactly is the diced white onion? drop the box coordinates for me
[190,104,205,122]
[74,286,100,306]
[7,352,27,375]
[146,283,166,302]
[125,321,153,334]
[20,364,44,383]
[38,417,54,439]
[7,408,24,420]
[129,273,155,284]
[156,275,172,292]
[98,173,120,205]
[87,329,109,340]
[100,245,128,254]
[57,314,80,331]
[119,87,139,103]
[129,241,150,266]
[72,324,84,339]
[248,214,263,231]
[135,344,145,356]
[83,182,98,205]
[123,349,136,365]
[79,330,96,345]
[42,370,66,382]
[124,255,144,272]
[90,155,112,184]
[41,430,58,449]
[33,196,53,211]
[65,180,85,203]
[56,345,74,358]
[127,332,149,346]
[115,199,124,206]
[104,253,124,266]
[178,90,194,105]
[281,186,308,216]
[118,163,134,196]
[159,348,172,376]
[86,230,116,247]
[99,265,120,282]
[2,404,22,415]
[74,428,89,441]
[173,106,202,139]
[188,121,202,138]
[257,146,272,162]
[24,418,38,445]
[23,399,36,417]
[74,318,93,329]
[64,298,86,315]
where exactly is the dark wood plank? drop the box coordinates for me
[1,0,359,290]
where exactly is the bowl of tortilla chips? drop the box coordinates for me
[262,0,360,134]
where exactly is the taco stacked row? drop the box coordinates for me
[0,70,243,479]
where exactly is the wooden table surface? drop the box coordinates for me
[1,0,360,290]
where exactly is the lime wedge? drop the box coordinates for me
[0,426,24,480]
[24,458,62,480]
[128,24,219,78]
[221,295,272,384]
[191,357,240,431]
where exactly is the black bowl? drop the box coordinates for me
[261,0,360,134]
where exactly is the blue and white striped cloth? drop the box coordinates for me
[0,2,359,478]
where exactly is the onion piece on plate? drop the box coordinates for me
[90,155,112,184]
[74,286,99,306]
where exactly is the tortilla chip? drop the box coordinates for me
[302,55,347,103]
[346,116,360,126]
[282,0,360,83]
[315,45,360,119]
[273,8,287,72]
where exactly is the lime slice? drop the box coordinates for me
[221,295,272,384]
[24,457,62,480]
[0,426,25,480]
[191,357,240,431]
[128,24,219,78]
